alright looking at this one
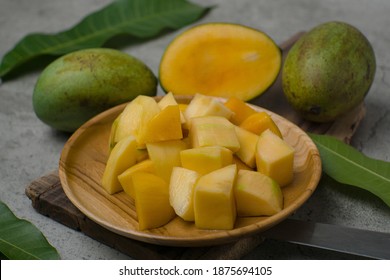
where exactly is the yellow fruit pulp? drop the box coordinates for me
[139,105,183,143]
[190,115,240,152]
[101,135,137,194]
[240,111,283,138]
[132,171,175,230]
[234,170,283,216]
[224,97,257,125]
[160,23,282,101]
[146,140,188,183]
[256,129,294,187]
[118,159,155,199]
[169,167,200,221]
[234,126,259,168]
[194,164,237,230]
[180,146,233,175]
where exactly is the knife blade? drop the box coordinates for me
[262,218,390,259]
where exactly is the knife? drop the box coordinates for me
[262,218,390,259]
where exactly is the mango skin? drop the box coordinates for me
[282,21,376,122]
[33,48,157,132]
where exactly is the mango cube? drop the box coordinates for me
[234,126,259,168]
[224,97,257,125]
[114,95,161,146]
[180,146,233,175]
[256,129,294,186]
[190,116,240,152]
[158,92,186,124]
[169,167,200,221]
[146,140,188,183]
[184,93,233,125]
[101,135,137,194]
[234,170,283,216]
[139,105,183,143]
[118,159,155,199]
[240,111,283,138]
[132,172,175,230]
[194,164,237,230]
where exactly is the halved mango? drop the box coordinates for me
[159,23,281,101]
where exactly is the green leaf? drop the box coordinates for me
[309,133,390,207]
[0,201,60,260]
[0,0,212,78]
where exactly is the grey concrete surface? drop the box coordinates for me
[1,0,389,260]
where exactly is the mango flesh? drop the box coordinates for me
[118,159,154,199]
[180,146,233,175]
[256,129,294,187]
[101,135,138,194]
[146,139,188,183]
[169,167,200,222]
[132,171,175,230]
[282,21,376,122]
[190,116,240,152]
[234,126,258,168]
[139,105,183,144]
[234,170,283,217]
[114,95,161,146]
[33,48,157,132]
[159,23,281,101]
[194,164,237,230]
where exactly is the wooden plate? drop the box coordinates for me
[59,96,322,247]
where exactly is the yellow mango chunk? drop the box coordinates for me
[132,172,176,230]
[234,170,283,216]
[118,159,155,199]
[169,167,200,221]
[184,93,233,125]
[256,129,294,186]
[240,111,283,138]
[194,164,237,230]
[180,146,233,175]
[146,139,188,183]
[234,126,259,168]
[190,116,240,152]
[158,92,186,124]
[115,95,161,146]
[224,97,257,125]
[139,105,183,144]
[101,135,137,194]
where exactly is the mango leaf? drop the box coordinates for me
[309,133,390,207]
[0,0,212,78]
[0,201,60,259]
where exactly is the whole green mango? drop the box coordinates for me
[282,21,376,122]
[33,48,157,132]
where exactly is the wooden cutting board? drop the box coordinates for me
[25,32,366,260]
